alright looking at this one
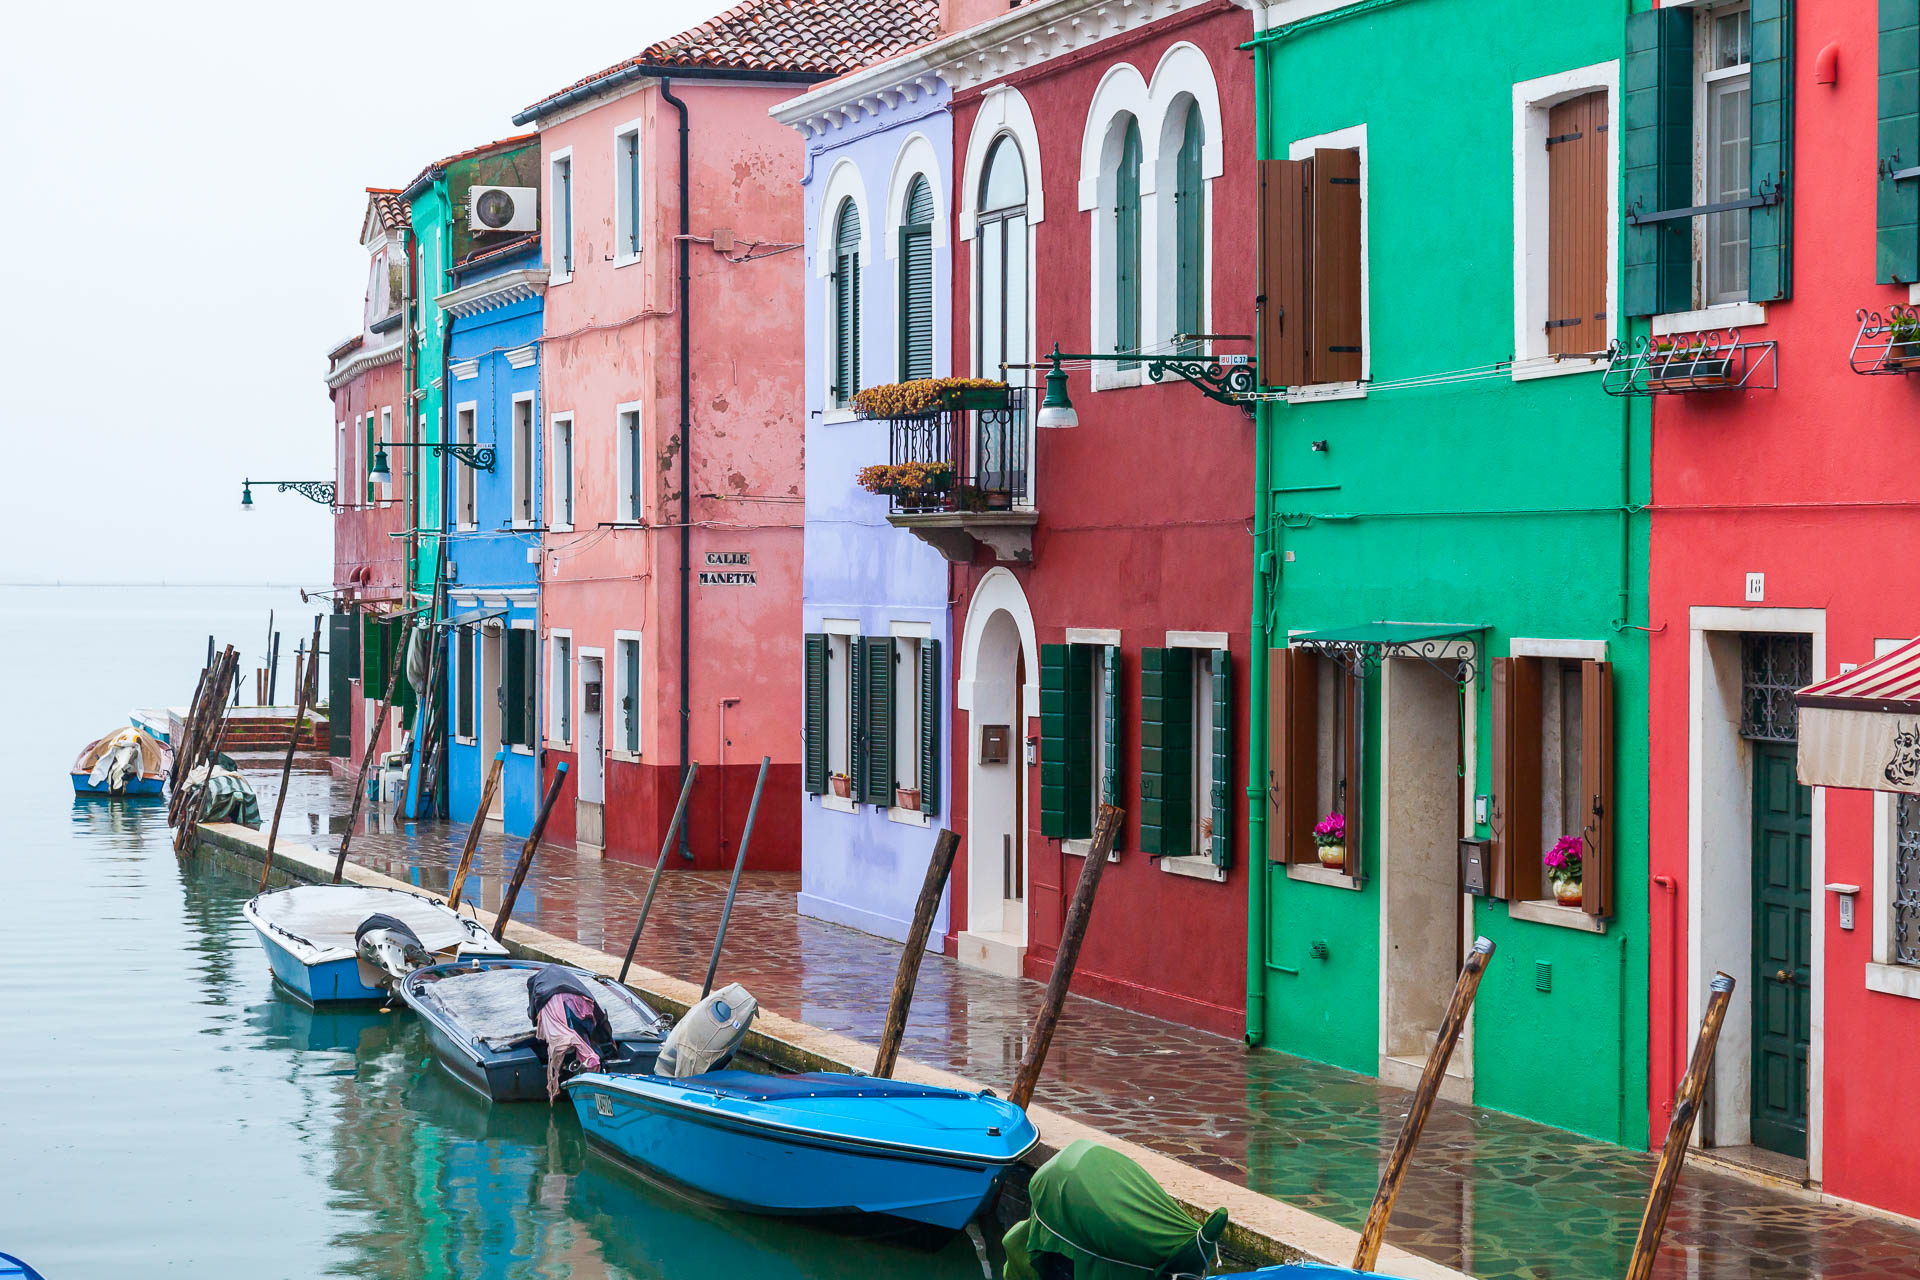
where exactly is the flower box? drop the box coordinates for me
[829,774,852,799]
[853,377,1010,420]
[896,786,922,811]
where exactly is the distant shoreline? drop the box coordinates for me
[0,581,327,589]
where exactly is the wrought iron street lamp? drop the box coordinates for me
[240,479,337,511]
[1012,339,1258,427]
[369,438,498,483]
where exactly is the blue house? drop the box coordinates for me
[773,45,955,945]
[439,235,546,837]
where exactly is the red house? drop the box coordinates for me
[1640,0,1920,1216]
[891,0,1256,1035]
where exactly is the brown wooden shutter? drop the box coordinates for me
[1312,148,1363,385]
[1492,656,1544,901]
[1581,659,1614,919]
[1338,664,1363,879]
[1259,159,1310,389]
[1269,646,1319,863]
[1546,91,1609,356]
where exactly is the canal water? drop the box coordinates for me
[0,585,990,1278]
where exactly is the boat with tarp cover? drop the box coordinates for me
[1003,1140,1228,1280]
[244,884,507,1005]
[400,958,671,1103]
[71,727,166,797]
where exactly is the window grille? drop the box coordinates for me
[1897,795,1920,967]
[1739,632,1809,743]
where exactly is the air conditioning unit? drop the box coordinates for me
[468,186,538,233]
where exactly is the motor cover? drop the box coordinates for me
[656,983,757,1078]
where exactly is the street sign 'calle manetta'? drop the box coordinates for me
[700,551,754,585]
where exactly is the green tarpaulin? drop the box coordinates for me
[1003,1141,1226,1280]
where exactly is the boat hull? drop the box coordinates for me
[256,933,386,1004]
[71,772,163,797]
[566,1074,1032,1233]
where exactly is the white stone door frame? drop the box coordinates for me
[1687,605,1825,1180]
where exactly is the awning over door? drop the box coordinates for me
[445,607,508,628]
[1287,623,1485,682]
[1794,637,1920,794]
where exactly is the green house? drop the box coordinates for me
[1247,0,1651,1145]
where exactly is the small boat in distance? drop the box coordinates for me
[245,884,507,1005]
[128,707,177,747]
[400,958,672,1103]
[71,727,166,797]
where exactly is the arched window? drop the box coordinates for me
[832,198,862,406]
[1173,107,1204,353]
[976,137,1028,383]
[899,175,935,381]
[1113,117,1143,368]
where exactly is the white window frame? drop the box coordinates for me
[822,620,860,814]
[1154,92,1214,363]
[612,630,643,761]
[453,624,477,746]
[888,620,934,829]
[549,412,574,532]
[1060,627,1121,861]
[510,393,537,529]
[1503,636,1608,933]
[613,120,644,268]
[454,402,478,531]
[1080,66,1151,392]
[378,406,394,505]
[1697,1,1752,309]
[1869,637,1920,999]
[1285,124,1369,404]
[1162,630,1229,884]
[1512,63,1619,381]
[336,421,348,503]
[815,159,871,422]
[509,618,538,756]
[549,148,575,285]
[548,630,573,747]
[615,401,645,524]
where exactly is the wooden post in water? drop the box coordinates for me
[617,762,699,984]
[1352,935,1496,1273]
[260,616,325,890]
[492,761,569,939]
[404,620,446,820]
[702,756,770,998]
[174,648,240,856]
[168,662,213,816]
[873,828,961,1078]
[332,613,416,883]
[1010,803,1123,1110]
[446,750,505,911]
[1624,972,1736,1280]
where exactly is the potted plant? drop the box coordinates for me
[896,785,922,811]
[1646,337,1733,390]
[829,772,852,799]
[1313,812,1347,871]
[1889,312,1920,371]
[853,377,1010,419]
[857,461,954,510]
[1545,835,1584,906]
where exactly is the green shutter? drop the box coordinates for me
[328,612,355,757]
[850,636,869,801]
[1624,7,1695,317]
[834,198,862,404]
[623,638,641,753]
[863,636,896,805]
[1749,0,1794,302]
[1101,646,1121,808]
[804,634,828,794]
[364,416,376,503]
[1881,0,1920,283]
[360,614,386,689]
[899,177,935,380]
[919,638,941,815]
[1175,111,1205,352]
[1139,647,1194,857]
[1039,644,1093,839]
[1210,649,1233,869]
[1115,119,1142,368]
[457,627,474,739]
[504,629,527,747]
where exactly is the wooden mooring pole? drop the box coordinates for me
[1353,935,1495,1273]
[492,761,569,939]
[446,750,505,911]
[332,612,416,883]
[174,647,240,857]
[872,828,960,1079]
[702,756,769,999]
[617,761,699,985]
[1010,803,1123,1110]
[260,615,324,891]
[1624,972,1736,1280]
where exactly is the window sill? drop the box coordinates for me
[1506,898,1605,933]
[820,408,859,425]
[1091,365,1144,392]
[1063,837,1120,863]
[453,736,477,747]
[820,793,859,814]
[545,740,572,752]
[887,806,930,829]
[1865,962,1920,1000]
[456,523,479,533]
[1285,862,1359,890]
[1159,854,1225,883]
[510,745,534,757]
[1652,301,1766,337]
[1511,356,1606,383]
[1286,381,1366,405]
[614,254,642,270]
[607,749,641,765]
[550,523,574,534]
[549,273,573,288]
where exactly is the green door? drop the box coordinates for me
[1750,741,1811,1158]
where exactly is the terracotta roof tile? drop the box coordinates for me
[401,133,539,199]
[523,0,938,117]
[366,188,411,232]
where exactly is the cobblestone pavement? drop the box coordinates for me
[248,766,1920,1280]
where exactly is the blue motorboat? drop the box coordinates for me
[245,884,508,1005]
[400,958,672,1103]
[0,1253,47,1280]
[71,726,166,797]
[565,1069,1039,1233]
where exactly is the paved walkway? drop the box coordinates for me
[252,766,1920,1280]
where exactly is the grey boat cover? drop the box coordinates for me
[424,965,659,1049]
[253,886,476,955]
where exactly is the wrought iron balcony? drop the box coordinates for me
[1601,330,1777,397]
[867,386,1036,563]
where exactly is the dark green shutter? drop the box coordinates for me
[1115,119,1142,368]
[361,614,387,690]
[1040,644,1093,839]
[919,639,941,815]
[850,636,869,801]
[863,636,896,805]
[364,416,376,503]
[328,612,355,757]
[1139,647,1193,858]
[623,638,640,752]
[833,199,862,404]
[457,627,474,740]
[520,630,537,750]
[504,629,527,747]
[804,634,828,794]
[1175,111,1205,352]
[1749,0,1794,302]
[1624,7,1695,316]
[1210,649,1233,869]
[1881,0,1920,283]
[899,176,935,380]
[1101,646,1121,807]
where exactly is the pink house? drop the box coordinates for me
[511,1,933,869]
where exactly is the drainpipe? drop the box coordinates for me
[660,77,694,861]
[1245,6,1275,1048]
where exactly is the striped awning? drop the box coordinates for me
[1794,638,1920,794]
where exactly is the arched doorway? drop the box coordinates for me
[958,568,1038,976]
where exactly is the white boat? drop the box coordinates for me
[245,884,508,1005]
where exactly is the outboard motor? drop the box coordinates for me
[527,966,618,1100]
[656,983,757,1079]
[353,913,433,986]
